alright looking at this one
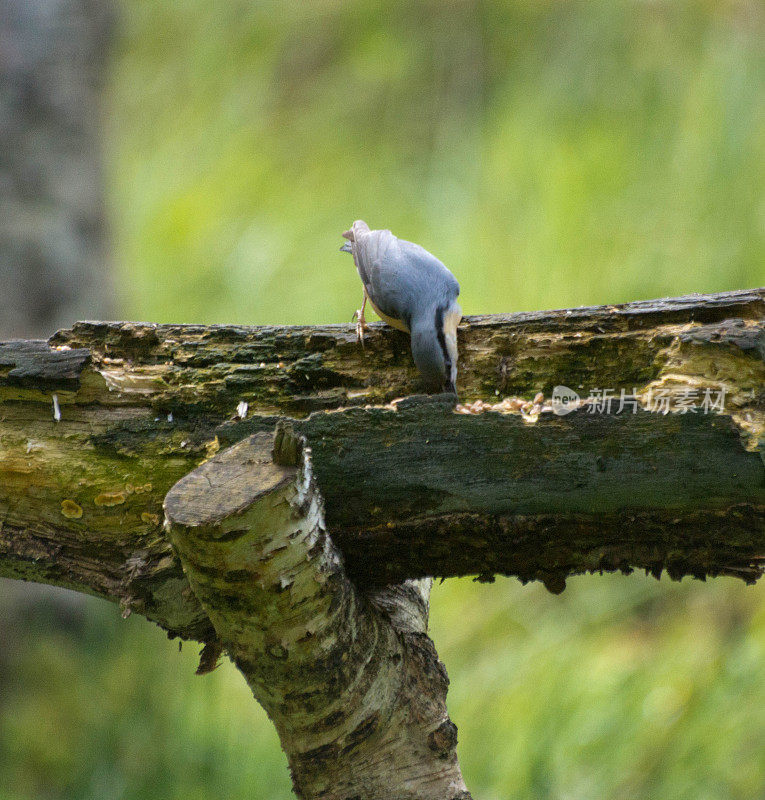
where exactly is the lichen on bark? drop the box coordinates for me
[164,432,470,800]
[0,289,763,640]
[1,288,763,799]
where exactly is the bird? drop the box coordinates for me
[340,220,462,394]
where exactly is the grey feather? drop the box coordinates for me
[341,220,462,393]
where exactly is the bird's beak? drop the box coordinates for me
[339,242,352,253]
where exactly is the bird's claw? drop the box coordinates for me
[352,309,367,347]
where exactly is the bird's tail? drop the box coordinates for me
[440,299,462,394]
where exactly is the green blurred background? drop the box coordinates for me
[2,1,764,798]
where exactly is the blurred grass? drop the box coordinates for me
[108,0,764,325]
[430,575,765,800]
[0,593,290,800]
[2,1,765,798]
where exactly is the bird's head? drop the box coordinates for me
[339,220,370,253]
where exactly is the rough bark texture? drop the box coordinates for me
[296,395,764,591]
[1,289,764,643]
[1,287,763,799]
[165,430,469,799]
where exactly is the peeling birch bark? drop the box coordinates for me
[1,287,763,798]
[164,429,470,800]
[0,289,763,641]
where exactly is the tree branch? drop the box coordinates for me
[1,288,763,641]
[164,430,469,799]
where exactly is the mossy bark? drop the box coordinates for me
[1,288,763,640]
[1,287,763,799]
[165,431,469,800]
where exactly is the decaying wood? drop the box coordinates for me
[0,288,763,643]
[2,287,763,800]
[298,395,764,591]
[164,430,469,799]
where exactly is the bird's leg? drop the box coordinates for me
[352,290,368,347]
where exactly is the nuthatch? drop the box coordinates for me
[340,220,462,394]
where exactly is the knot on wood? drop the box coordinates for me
[196,638,223,675]
[0,341,90,390]
[427,718,458,758]
[540,571,567,595]
[273,421,303,466]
